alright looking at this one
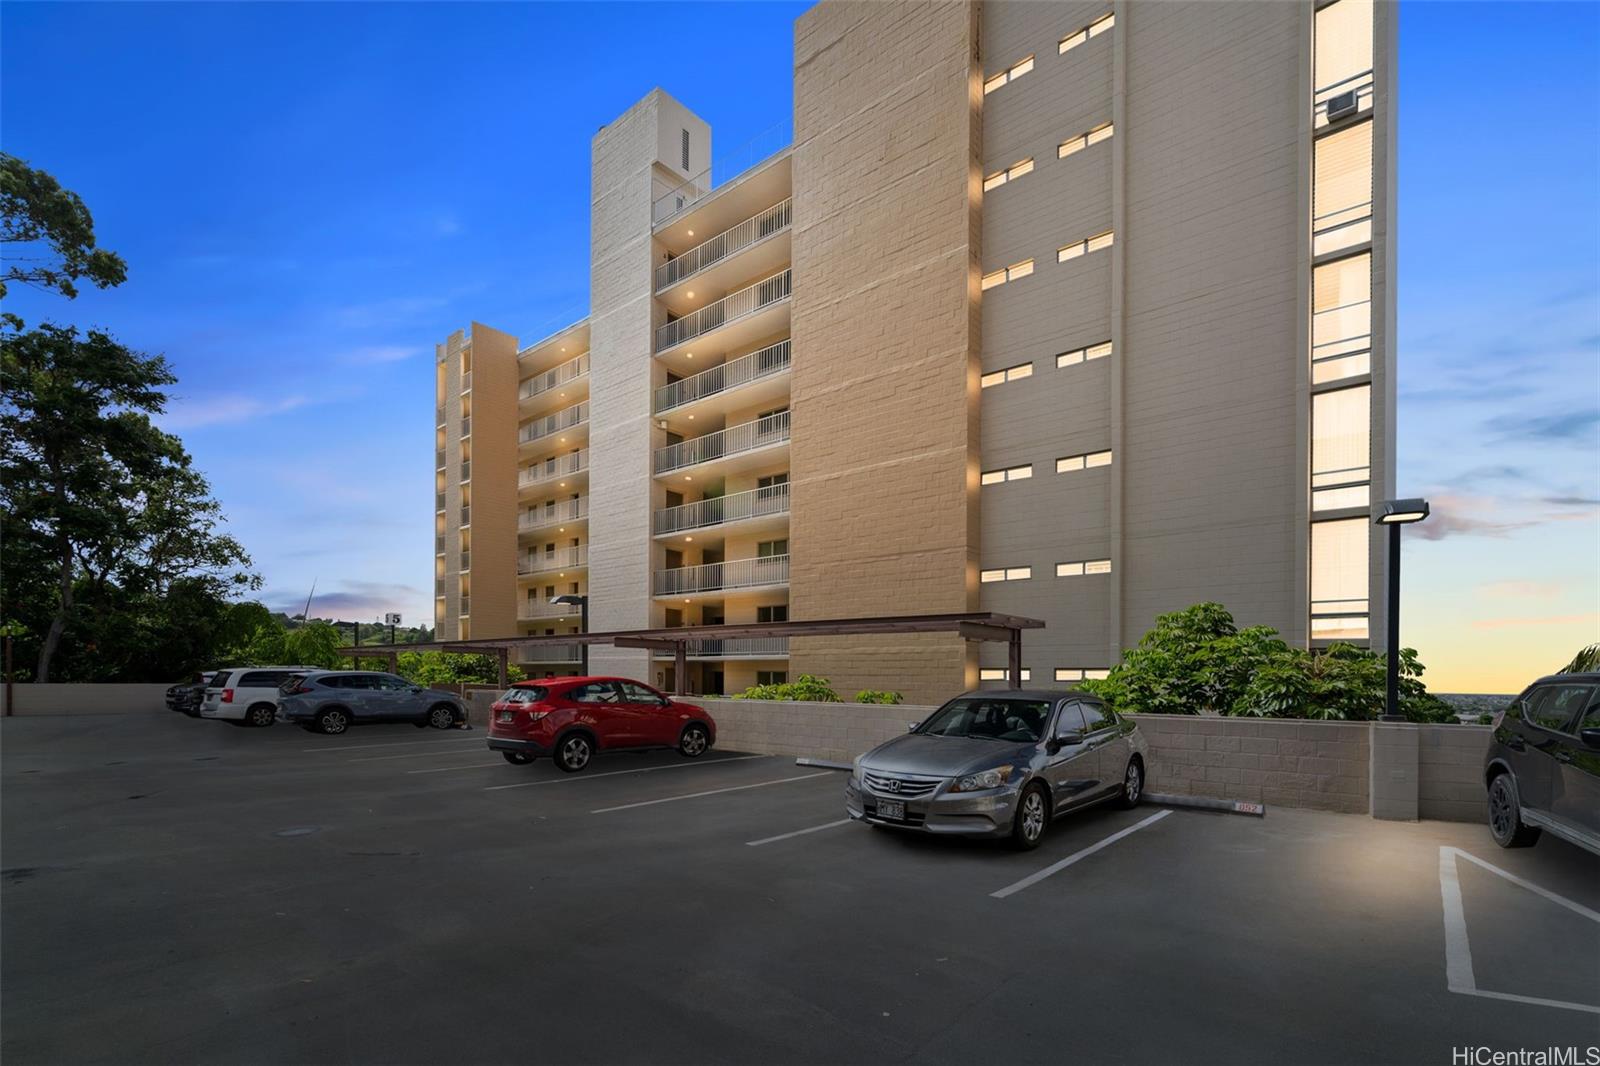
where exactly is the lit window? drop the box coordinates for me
[980,668,1032,681]
[984,157,1036,192]
[1059,341,1113,367]
[1313,253,1371,383]
[1085,450,1112,468]
[981,463,1033,485]
[982,363,1032,388]
[1057,450,1111,472]
[1059,11,1113,53]
[1311,517,1369,639]
[982,258,1035,290]
[1084,559,1112,574]
[1056,562,1083,577]
[1059,122,1114,159]
[1085,668,1110,680]
[1313,121,1372,256]
[1058,231,1113,262]
[1312,385,1371,511]
[1058,559,1111,576]
[1315,0,1373,95]
[1055,668,1083,682]
[983,54,1035,94]
[981,566,1032,583]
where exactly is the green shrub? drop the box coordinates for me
[732,674,840,702]
[854,689,903,704]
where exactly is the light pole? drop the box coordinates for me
[551,594,589,676]
[1375,498,1430,722]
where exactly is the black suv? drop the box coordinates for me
[1483,673,1600,854]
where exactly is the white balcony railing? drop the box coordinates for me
[519,402,588,445]
[651,637,790,659]
[520,352,589,402]
[520,450,589,489]
[655,269,791,352]
[652,554,789,597]
[518,602,584,621]
[654,339,790,414]
[656,199,792,291]
[517,643,584,663]
[654,410,790,475]
[519,546,588,575]
[652,121,792,225]
[519,497,588,533]
[654,483,789,536]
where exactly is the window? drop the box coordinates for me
[1315,0,1374,126]
[1314,121,1372,255]
[1078,701,1110,732]
[1056,559,1112,577]
[1312,385,1371,511]
[1058,231,1113,262]
[1057,450,1113,472]
[756,671,788,686]
[1522,685,1593,733]
[757,604,788,623]
[980,362,1033,388]
[1313,253,1372,383]
[237,671,286,689]
[1310,518,1368,639]
[981,258,1035,291]
[620,681,663,705]
[757,539,788,558]
[681,129,691,171]
[983,54,1035,94]
[1057,341,1112,368]
[571,682,621,704]
[980,567,1032,583]
[376,675,413,691]
[983,157,1035,192]
[1058,122,1113,159]
[1059,11,1113,53]
[980,463,1033,486]
[979,668,1032,682]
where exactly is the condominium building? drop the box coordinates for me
[433,0,1395,704]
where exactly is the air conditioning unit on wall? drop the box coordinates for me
[1326,90,1359,121]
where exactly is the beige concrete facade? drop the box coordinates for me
[430,0,1395,702]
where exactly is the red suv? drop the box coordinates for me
[486,677,717,773]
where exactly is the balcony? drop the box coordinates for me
[519,497,588,534]
[656,198,791,293]
[520,450,589,492]
[460,460,471,482]
[654,410,790,477]
[653,121,791,226]
[650,637,790,660]
[654,339,790,417]
[436,405,445,426]
[460,551,470,571]
[653,554,790,598]
[520,352,589,405]
[518,601,584,622]
[519,545,588,575]
[461,415,471,438]
[654,483,790,537]
[461,370,472,392]
[519,401,588,446]
[459,505,470,527]
[517,643,583,664]
[655,269,790,353]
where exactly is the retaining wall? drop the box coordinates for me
[2,683,171,717]
[1417,724,1492,822]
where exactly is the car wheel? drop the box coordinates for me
[678,723,709,758]
[1010,783,1050,850]
[1487,772,1540,848]
[502,752,536,766]
[246,704,277,728]
[1112,757,1143,809]
[427,704,457,730]
[316,708,350,736]
[554,733,593,773]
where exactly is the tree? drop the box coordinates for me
[283,622,344,670]
[1560,643,1600,674]
[1,319,256,680]
[1,154,127,299]
[390,651,522,686]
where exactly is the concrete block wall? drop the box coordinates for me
[1417,723,1491,823]
[2,684,172,716]
[695,697,927,765]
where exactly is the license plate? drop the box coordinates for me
[877,799,906,821]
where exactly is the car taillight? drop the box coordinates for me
[221,689,234,704]
[525,709,549,720]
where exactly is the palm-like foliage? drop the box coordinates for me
[1560,643,1600,674]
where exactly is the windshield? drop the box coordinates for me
[500,686,548,704]
[916,698,1051,743]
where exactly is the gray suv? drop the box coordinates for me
[1483,673,1600,855]
[846,690,1148,849]
[277,671,468,735]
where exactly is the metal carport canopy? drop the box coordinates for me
[338,611,1045,692]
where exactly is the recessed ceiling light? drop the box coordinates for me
[687,230,695,237]
[686,291,695,298]
[685,536,693,542]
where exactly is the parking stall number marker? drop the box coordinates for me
[989,810,1171,899]
[591,771,834,814]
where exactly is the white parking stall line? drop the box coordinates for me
[300,737,483,754]
[349,747,504,764]
[591,771,834,814]
[990,810,1171,899]
[410,762,506,775]
[483,754,771,791]
[746,819,853,847]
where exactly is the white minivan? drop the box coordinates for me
[201,666,318,727]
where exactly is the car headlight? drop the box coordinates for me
[950,765,1014,792]
[850,756,864,787]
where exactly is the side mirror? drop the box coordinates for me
[906,722,920,733]
[1581,728,1600,750]
[410,686,422,694]
[1048,730,1084,754]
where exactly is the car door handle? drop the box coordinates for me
[1554,751,1573,764]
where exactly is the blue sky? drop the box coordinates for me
[3,2,1595,691]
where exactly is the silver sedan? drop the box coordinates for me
[845,690,1148,849]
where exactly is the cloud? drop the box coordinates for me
[160,392,310,430]
[1543,495,1600,507]
[1477,580,1563,601]
[1472,612,1600,631]
[269,580,423,620]
[1412,491,1599,541]
[1483,408,1600,444]
[336,344,417,366]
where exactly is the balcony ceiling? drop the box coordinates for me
[656,365,791,435]
[656,231,791,317]
[654,153,792,255]
[653,508,791,544]
[517,421,589,458]
[655,437,790,485]
[656,300,790,373]
[517,321,590,374]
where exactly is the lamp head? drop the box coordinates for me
[1376,498,1430,525]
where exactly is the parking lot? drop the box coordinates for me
[3,712,1597,1065]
